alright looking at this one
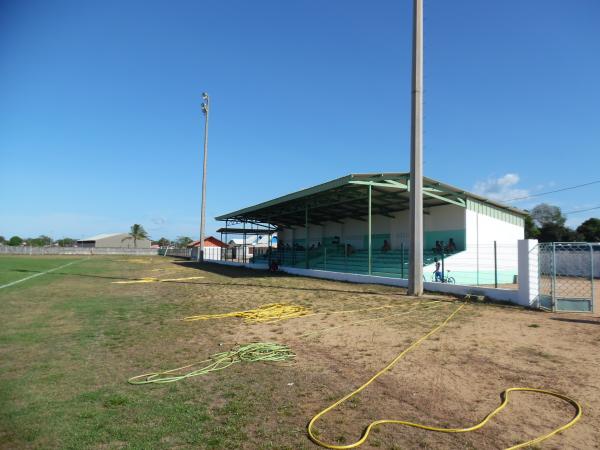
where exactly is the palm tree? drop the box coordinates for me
[122,224,149,248]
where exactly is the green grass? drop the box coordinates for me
[0,255,85,286]
[0,256,301,449]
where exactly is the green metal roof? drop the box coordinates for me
[216,173,527,228]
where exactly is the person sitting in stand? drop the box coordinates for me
[433,241,443,254]
[381,239,391,252]
[447,238,457,253]
[346,243,355,256]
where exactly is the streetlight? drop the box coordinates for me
[199,92,210,261]
[408,0,424,296]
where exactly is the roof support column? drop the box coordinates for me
[408,0,424,296]
[225,219,229,261]
[243,221,246,264]
[305,204,309,269]
[368,184,372,275]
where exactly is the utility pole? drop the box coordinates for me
[408,0,424,296]
[199,92,210,261]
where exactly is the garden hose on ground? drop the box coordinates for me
[128,342,295,384]
[301,301,441,338]
[307,303,582,450]
[113,276,205,284]
[183,303,312,323]
[182,302,427,325]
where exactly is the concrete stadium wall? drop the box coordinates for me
[428,209,524,285]
[0,246,158,256]
[204,258,522,304]
[466,209,524,247]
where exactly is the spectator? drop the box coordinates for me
[381,239,391,252]
[433,257,442,282]
[447,238,457,253]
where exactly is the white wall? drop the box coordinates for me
[424,205,465,231]
[466,209,524,247]
[425,210,524,285]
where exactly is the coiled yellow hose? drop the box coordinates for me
[183,303,312,323]
[307,303,582,449]
[128,342,295,384]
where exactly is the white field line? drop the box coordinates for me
[0,258,88,290]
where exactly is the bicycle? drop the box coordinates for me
[428,270,455,284]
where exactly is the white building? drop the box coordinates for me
[216,173,526,285]
[76,233,152,249]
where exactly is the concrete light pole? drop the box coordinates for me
[408,0,424,296]
[199,92,210,262]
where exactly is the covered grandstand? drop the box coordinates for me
[215,173,527,285]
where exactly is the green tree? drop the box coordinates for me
[0,236,5,245]
[530,203,566,227]
[576,218,600,242]
[175,236,193,248]
[157,237,171,247]
[29,235,53,247]
[57,238,76,247]
[8,236,23,246]
[122,224,149,248]
[529,203,578,242]
[524,215,540,239]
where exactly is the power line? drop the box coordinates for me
[506,180,600,202]
[564,205,600,216]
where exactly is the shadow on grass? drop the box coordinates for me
[550,317,600,326]
[8,266,422,299]
[174,261,275,278]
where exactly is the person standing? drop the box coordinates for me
[433,257,442,282]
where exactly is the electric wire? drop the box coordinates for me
[505,180,600,202]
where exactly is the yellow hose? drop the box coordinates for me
[128,342,295,384]
[307,303,582,449]
[183,303,312,324]
[183,302,428,325]
[301,302,440,338]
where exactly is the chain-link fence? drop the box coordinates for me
[538,242,597,312]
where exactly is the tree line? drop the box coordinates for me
[525,203,599,242]
[0,224,197,249]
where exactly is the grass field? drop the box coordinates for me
[1,255,599,449]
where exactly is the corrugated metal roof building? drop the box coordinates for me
[76,233,152,248]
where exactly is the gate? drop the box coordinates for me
[538,243,596,312]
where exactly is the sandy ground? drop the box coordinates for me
[173,263,600,449]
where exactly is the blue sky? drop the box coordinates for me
[1,0,599,241]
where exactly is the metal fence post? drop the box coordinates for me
[494,240,498,288]
[590,243,595,313]
[441,247,445,283]
[552,242,557,311]
[324,247,327,271]
[401,243,405,279]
